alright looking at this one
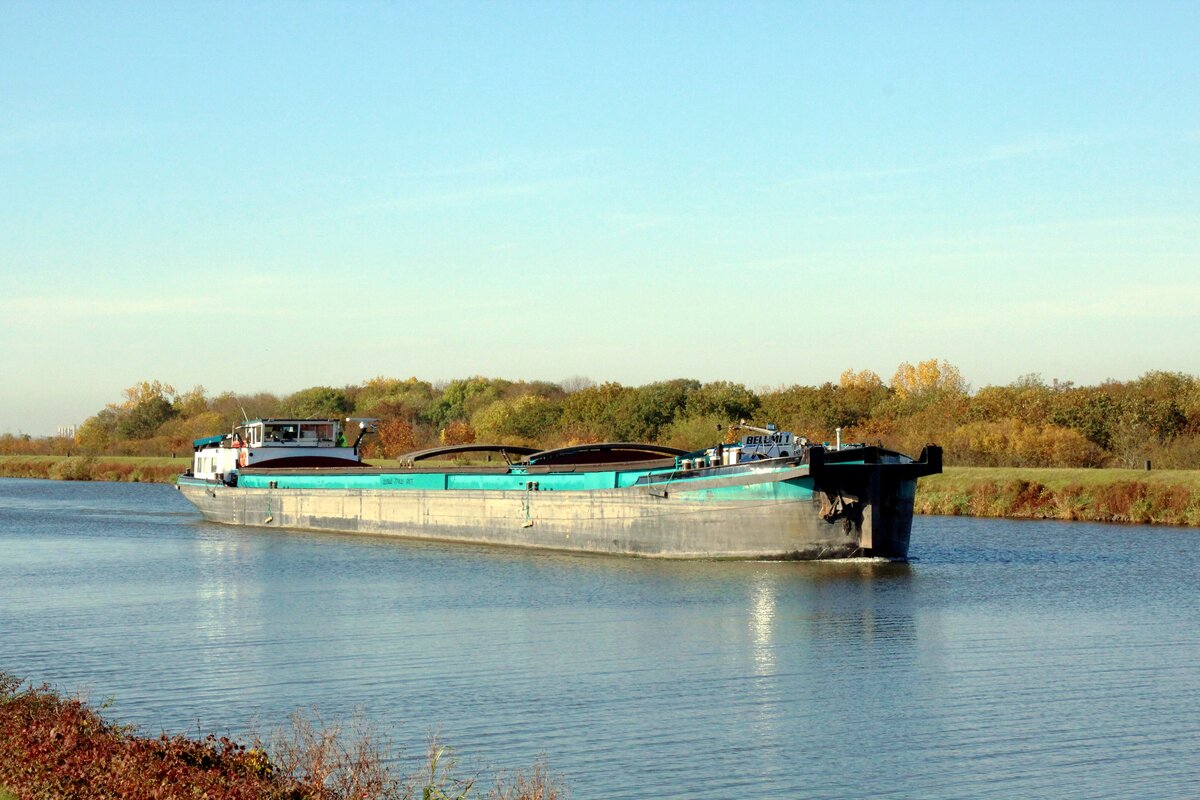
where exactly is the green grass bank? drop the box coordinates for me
[0,455,185,484]
[917,467,1200,525]
[3,456,1199,526]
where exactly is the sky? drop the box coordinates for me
[1,1,1198,434]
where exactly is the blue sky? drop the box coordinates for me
[2,1,1198,434]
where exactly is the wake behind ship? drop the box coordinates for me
[177,419,941,560]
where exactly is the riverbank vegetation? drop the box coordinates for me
[5,363,1200,471]
[0,455,185,483]
[0,671,563,800]
[915,468,1200,525]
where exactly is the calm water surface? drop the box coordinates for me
[2,478,1198,798]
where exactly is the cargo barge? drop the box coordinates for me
[176,419,941,560]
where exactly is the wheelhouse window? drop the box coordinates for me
[300,422,335,443]
[264,423,299,443]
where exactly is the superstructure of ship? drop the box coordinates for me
[176,418,941,560]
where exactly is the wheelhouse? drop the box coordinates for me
[188,418,363,482]
[236,420,340,448]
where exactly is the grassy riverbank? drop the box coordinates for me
[0,455,185,483]
[3,456,1199,526]
[0,672,562,800]
[916,467,1200,525]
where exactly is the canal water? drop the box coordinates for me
[1,478,1197,799]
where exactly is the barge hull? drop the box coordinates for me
[177,467,921,560]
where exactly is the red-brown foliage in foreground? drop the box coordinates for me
[0,673,564,800]
[0,673,292,800]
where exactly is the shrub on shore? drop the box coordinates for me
[0,673,564,800]
[47,457,95,481]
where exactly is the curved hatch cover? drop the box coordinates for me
[398,443,541,463]
[527,443,688,466]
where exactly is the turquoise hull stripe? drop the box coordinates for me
[238,469,656,491]
[235,463,820,493]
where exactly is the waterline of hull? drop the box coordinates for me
[177,470,919,560]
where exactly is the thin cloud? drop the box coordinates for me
[1017,283,1200,320]
[0,117,145,149]
[602,211,675,233]
[346,178,577,215]
[911,283,1200,331]
[0,295,194,318]
[0,288,319,326]
[779,134,1102,187]
[385,148,607,181]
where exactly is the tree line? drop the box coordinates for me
[5,361,1200,469]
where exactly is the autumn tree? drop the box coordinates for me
[376,418,420,458]
[942,419,1104,467]
[157,411,226,454]
[1047,387,1118,451]
[503,380,567,402]
[836,369,890,427]
[280,386,351,419]
[874,360,970,453]
[75,380,179,448]
[75,408,120,453]
[889,359,968,402]
[683,381,760,423]
[173,386,209,419]
[207,391,283,431]
[350,376,435,419]
[558,382,633,442]
[472,395,563,446]
[425,377,509,429]
[758,378,885,442]
[439,420,476,446]
[967,374,1056,425]
[757,385,834,440]
[609,380,694,441]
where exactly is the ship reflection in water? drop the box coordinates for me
[743,560,918,679]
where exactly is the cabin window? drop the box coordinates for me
[300,422,334,442]
[264,424,298,443]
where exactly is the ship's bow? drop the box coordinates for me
[809,445,942,560]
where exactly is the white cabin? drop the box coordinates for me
[190,418,365,482]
